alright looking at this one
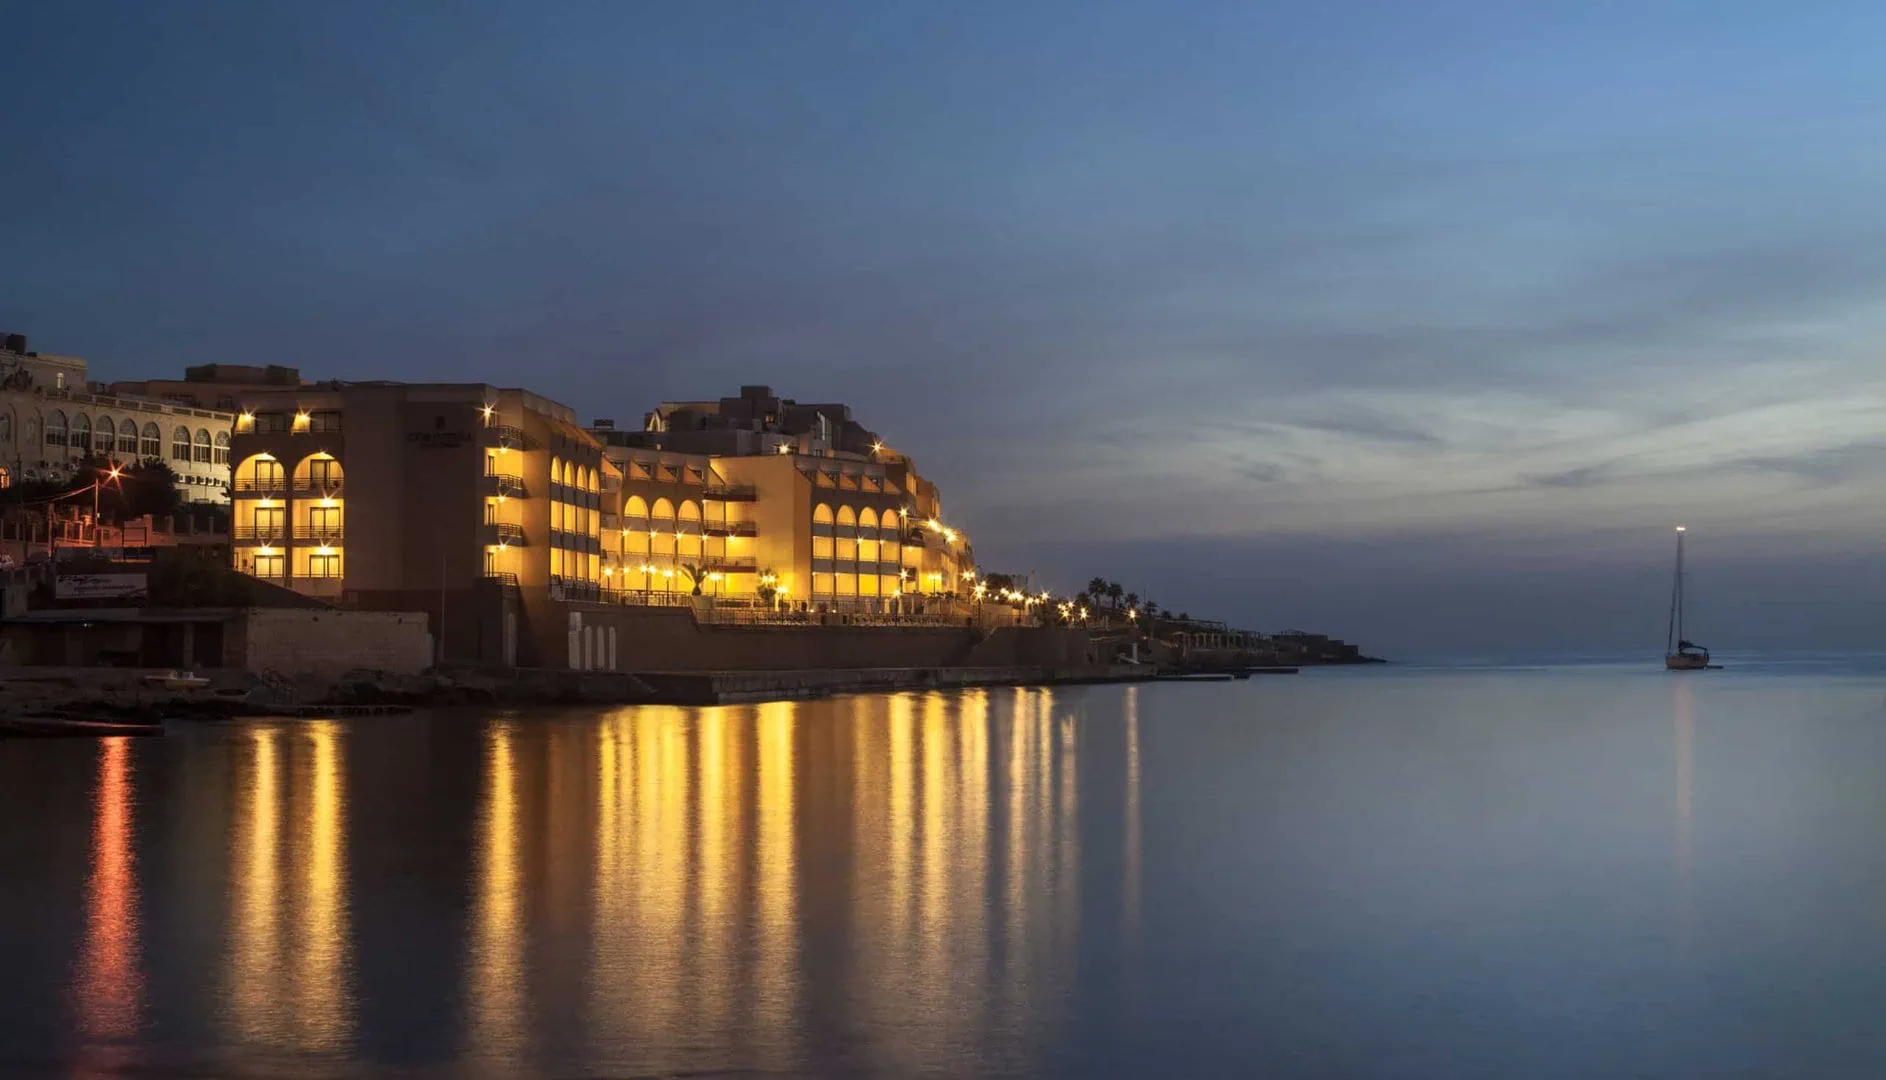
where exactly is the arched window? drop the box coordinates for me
[624,495,649,523]
[141,423,161,458]
[0,415,11,442]
[117,420,137,454]
[859,507,879,530]
[71,414,91,452]
[678,500,701,522]
[235,454,285,492]
[296,452,343,492]
[47,410,67,448]
[550,456,563,490]
[813,503,835,525]
[214,432,230,464]
[651,497,675,521]
[836,505,857,527]
[172,426,191,462]
[24,419,38,446]
[194,428,212,463]
[96,417,115,453]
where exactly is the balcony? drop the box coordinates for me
[483,571,520,588]
[233,524,286,543]
[704,556,758,573]
[702,520,758,537]
[292,524,346,543]
[485,424,527,451]
[233,478,286,496]
[480,473,527,498]
[481,522,526,546]
[702,483,756,501]
[293,477,345,495]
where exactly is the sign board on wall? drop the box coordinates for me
[55,574,149,601]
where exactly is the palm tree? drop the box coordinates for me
[1106,582,1124,611]
[1124,591,1140,612]
[1086,576,1108,607]
[678,562,713,596]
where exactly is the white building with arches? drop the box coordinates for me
[0,333,234,502]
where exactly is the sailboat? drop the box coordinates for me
[1664,526,1715,670]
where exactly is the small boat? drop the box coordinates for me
[1663,527,1717,671]
[144,670,212,691]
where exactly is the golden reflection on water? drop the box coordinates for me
[75,738,141,1044]
[1124,685,1142,941]
[468,723,524,1067]
[457,691,1095,1072]
[224,724,354,1053]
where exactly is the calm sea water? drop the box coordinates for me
[4,658,1886,1078]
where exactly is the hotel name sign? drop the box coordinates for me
[407,430,473,448]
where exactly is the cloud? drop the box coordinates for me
[1523,464,1614,489]
[1729,441,1886,486]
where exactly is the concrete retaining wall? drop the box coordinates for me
[544,603,982,673]
[235,609,434,678]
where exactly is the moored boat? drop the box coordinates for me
[1663,527,1717,670]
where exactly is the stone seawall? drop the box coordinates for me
[633,664,1149,705]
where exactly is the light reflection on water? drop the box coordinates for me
[9,669,1886,1078]
[223,724,354,1057]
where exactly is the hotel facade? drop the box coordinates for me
[592,385,975,611]
[225,381,604,666]
[222,380,976,669]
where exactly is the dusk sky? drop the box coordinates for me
[5,1,1883,655]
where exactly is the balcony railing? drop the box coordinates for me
[233,478,286,495]
[602,589,696,608]
[550,577,604,602]
[232,525,286,542]
[483,571,520,588]
[481,473,527,498]
[704,556,758,573]
[292,477,345,495]
[702,520,758,537]
[485,424,527,451]
[702,483,756,501]
[482,522,525,546]
[292,525,346,542]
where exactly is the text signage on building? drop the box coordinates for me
[407,431,472,448]
[55,573,149,600]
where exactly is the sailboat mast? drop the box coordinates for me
[1666,527,1685,653]
[1675,529,1684,644]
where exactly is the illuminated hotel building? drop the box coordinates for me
[227,382,601,665]
[222,380,978,668]
[589,386,975,609]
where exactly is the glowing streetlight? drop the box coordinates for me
[1675,525,1687,533]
